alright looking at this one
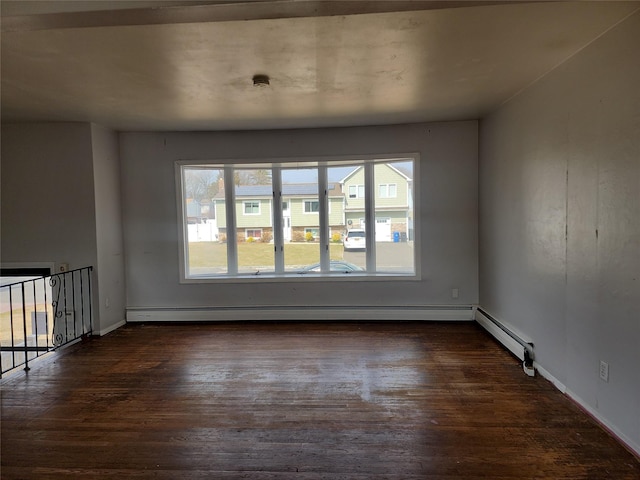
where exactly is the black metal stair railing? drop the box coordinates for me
[0,266,93,377]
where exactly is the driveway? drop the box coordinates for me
[343,241,414,271]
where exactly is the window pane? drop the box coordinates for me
[184,167,227,276]
[244,201,260,214]
[374,162,414,273]
[234,169,274,274]
[180,158,415,279]
[304,200,319,213]
[282,167,320,272]
[329,164,365,271]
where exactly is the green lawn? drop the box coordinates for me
[188,242,344,268]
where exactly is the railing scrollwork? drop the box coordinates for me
[1,266,94,376]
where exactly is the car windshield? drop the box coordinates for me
[347,231,365,238]
[299,261,363,273]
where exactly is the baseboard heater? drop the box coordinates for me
[126,305,476,323]
[476,308,535,377]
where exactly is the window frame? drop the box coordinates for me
[176,154,420,283]
[302,199,331,214]
[379,183,397,198]
[348,184,365,198]
[303,199,320,214]
[243,200,261,215]
[245,229,262,239]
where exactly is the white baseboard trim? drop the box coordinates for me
[476,307,639,458]
[564,388,640,458]
[126,305,476,323]
[96,319,126,336]
[534,363,640,458]
[533,362,566,393]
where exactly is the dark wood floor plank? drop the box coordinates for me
[2,322,639,479]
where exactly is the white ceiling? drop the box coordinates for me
[1,1,638,131]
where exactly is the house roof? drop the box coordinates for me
[282,184,336,196]
[339,163,412,184]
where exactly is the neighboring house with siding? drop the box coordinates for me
[283,183,345,242]
[340,164,413,242]
[211,164,412,242]
[213,185,272,241]
[213,183,346,242]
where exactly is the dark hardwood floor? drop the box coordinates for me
[1,321,638,479]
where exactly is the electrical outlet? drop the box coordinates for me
[451,288,459,299]
[599,361,609,382]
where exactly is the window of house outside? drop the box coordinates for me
[379,183,397,198]
[243,201,260,215]
[177,156,417,281]
[246,229,262,239]
[348,184,365,198]
[303,200,320,213]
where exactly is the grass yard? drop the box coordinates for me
[188,242,344,268]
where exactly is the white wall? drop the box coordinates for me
[1,122,127,336]
[1,123,98,270]
[91,124,126,334]
[479,12,640,453]
[119,121,478,310]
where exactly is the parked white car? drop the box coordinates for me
[343,229,366,251]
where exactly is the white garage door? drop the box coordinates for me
[375,218,391,242]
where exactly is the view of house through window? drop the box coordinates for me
[183,167,227,275]
[374,163,414,272]
[282,167,320,272]
[179,157,416,280]
[233,169,274,274]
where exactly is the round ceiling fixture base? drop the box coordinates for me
[252,74,270,87]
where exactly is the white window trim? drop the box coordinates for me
[348,184,365,198]
[379,183,397,198]
[246,229,263,238]
[176,154,420,283]
[243,200,261,215]
[303,198,331,214]
[303,199,320,214]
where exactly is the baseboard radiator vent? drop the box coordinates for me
[126,305,476,323]
[476,308,535,377]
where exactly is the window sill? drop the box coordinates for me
[180,271,420,284]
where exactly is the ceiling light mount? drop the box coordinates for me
[252,74,270,88]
